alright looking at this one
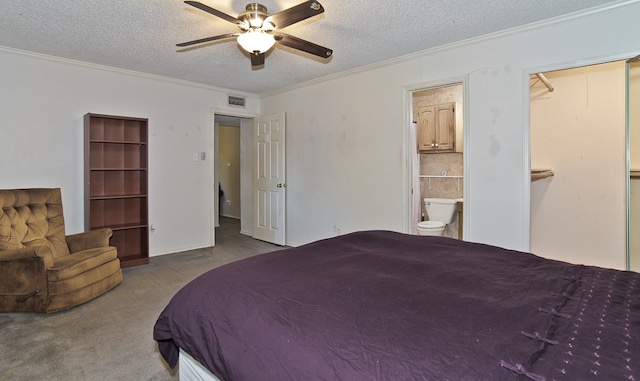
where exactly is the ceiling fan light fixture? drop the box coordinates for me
[248,17,263,28]
[237,29,275,54]
[262,20,276,32]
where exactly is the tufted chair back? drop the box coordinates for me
[0,188,70,259]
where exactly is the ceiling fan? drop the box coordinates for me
[177,1,333,68]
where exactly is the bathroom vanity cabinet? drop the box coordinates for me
[417,102,462,153]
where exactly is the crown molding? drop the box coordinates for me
[0,45,260,98]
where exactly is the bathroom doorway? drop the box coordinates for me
[410,83,464,239]
[529,61,629,270]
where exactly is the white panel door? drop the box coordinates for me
[253,113,286,245]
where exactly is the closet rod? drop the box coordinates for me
[534,73,554,92]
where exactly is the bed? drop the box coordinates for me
[154,230,640,380]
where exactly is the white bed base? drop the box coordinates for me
[179,348,221,381]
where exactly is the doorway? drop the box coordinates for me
[214,114,254,240]
[529,61,628,270]
[409,83,465,239]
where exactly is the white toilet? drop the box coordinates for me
[416,198,460,236]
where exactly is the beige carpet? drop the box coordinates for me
[0,218,281,381]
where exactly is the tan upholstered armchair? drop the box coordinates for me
[0,188,122,312]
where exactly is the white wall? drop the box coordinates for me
[3,2,640,267]
[530,62,626,269]
[261,1,640,260]
[0,48,259,256]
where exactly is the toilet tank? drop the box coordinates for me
[424,198,458,224]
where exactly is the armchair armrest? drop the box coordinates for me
[66,228,113,253]
[0,246,54,267]
[0,246,52,296]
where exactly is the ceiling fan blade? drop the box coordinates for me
[275,33,332,58]
[251,52,266,67]
[266,1,324,29]
[177,33,238,47]
[184,1,241,25]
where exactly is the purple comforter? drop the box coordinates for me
[154,231,640,380]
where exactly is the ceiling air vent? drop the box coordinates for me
[228,95,246,108]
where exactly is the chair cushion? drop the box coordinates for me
[48,246,118,282]
[47,267,123,312]
[0,189,70,258]
[47,259,121,297]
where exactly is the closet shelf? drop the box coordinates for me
[531,169,554,182]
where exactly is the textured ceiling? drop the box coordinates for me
[0,0,625,94]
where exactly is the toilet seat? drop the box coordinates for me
[417,221,445,229]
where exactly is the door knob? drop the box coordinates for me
[276,183,287,188]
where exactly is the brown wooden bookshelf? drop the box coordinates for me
[84,113,149,268]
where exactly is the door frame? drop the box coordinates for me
[626,54,640,270]
[402,75,469,237]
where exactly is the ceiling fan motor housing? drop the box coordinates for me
[239,3,270,29]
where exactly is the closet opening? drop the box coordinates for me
[528,59,638,271]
